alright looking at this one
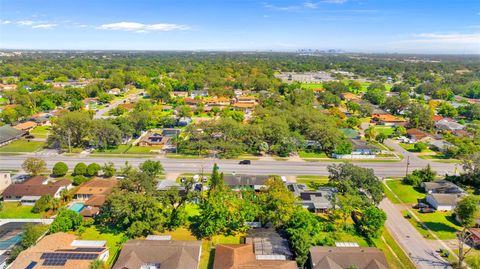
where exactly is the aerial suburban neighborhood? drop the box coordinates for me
[0,1,479,269]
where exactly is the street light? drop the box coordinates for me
[405,156,410,176]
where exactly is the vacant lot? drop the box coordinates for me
[0,140,45,152]
[384,180,425,204]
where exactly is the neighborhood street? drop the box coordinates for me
[0,154,459,177]
[380,199,451,269]
[93,90,144,119]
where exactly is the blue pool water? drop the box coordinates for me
[0,234,22,250]
[69,203,85,213]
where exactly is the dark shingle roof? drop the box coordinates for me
[310,247,389,269]
[0,125,25,144]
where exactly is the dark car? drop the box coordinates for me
[239,160,251,165]
[420,207,436,213]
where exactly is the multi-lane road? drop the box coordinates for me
[0,154,459,177]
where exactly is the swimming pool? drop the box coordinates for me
[69,203,85,213]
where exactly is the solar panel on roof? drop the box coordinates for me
[42,259,66,266]
[41,252,98,260]
[25,261,38,269]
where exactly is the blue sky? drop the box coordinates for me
[0,0,479,53]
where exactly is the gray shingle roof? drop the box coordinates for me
[0,125,25,144]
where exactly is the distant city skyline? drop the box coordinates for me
[0,0,479,54]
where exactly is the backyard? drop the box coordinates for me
[77,226,127,266]
[0,202,42,218]
[29,125,50,139]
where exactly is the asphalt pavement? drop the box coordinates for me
[380,199,451,269]
[0,154,458,177]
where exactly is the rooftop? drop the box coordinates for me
[113,239,202,269]
[213,244,297,269]
[2,176,71,198]
[309,246,389,269]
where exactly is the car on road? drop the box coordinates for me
[412,202,429,209]
[239,160,251,165]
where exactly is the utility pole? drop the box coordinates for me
[405,156,410,176]
[67,129,71,154]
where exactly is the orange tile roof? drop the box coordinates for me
[213,244,297,269]
[233,103,257,109]
[75,178,117,196]
[13,121,37,131]
[372,114,406,123]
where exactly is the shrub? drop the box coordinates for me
[73,175,89,186]
[73,162,87,176]
[31,195,53,213]
[52,162,68,177]
[86,163,101,177]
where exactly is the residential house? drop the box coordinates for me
[428,139,456,153]
[13,121,37,132]
[205,97,231,107]
[2,176,72,205]
[350,139,379,155]
[0,173,11,193]
[137,129,180,147]
[339,128,360,139]
[9,233,109,269]
[213,244,297,269]
[466,228,480,248]
[117,103,135,112]
[223,175,271,191]
[108,88,122,95]
[74,178,117,218]
[0,125,25,146]
[406,128,431,142]
[245,228,295,260]
[286,183,337,213]
[340,92,361,101]
[0,84,17,92]
[178,117,192,126]
[191,90,209,98]
[435,119,465,132]
[371,113,407,126]
[113,239,202,269]
[0,222,32,261]
[232,102,257,112]
[421,180,465,194]
[309,246,390,269]
[184,97,203,106]
[170,91,189,98]
[31,114,51,126]
[83,97,100,110]
[426,193,465,211]
[156,179,188,196]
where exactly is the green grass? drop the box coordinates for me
[298,151,328,158]
[78,226,126,266]
[30,125,50,138]
[403,210,461,240]
[165,154,206,159]
[418,154,461,163]
[0,140,45,152]
[385,180,425,204]
[372,230,417,269]
[0,97,7,104]
[399,143,434,153]
[374,126,395,137]
[93,144,131,154]
[296,175,330,180]
[126,146,162,154]
[0,202,42,218]
[300,83,323,90]
[296,179,330,190]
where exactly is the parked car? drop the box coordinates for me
[420,207,435,213]
[413,202,429,209]
[239,160,251,165]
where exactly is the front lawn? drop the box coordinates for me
[0,140,45,152]
[374,126,394,137]
[300,83,323,90]
[0,202,42,218]
[93,144,131,154]
[298,151,328,158]
[403,210,461,240]
[126,146,162,154]
[296,179,330,190]
[385,180,425,204]
[78,226,126,265]
[30,126,50,138]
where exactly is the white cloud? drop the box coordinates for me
[17,20,36,26]
[0,20,11,25]
[98,22,190,32]
[303,1,318,9]
[31,23,57,29]
[322,0,348,3]
[408,33,480,44]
